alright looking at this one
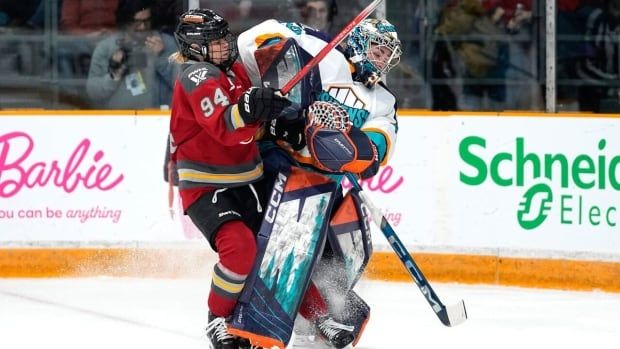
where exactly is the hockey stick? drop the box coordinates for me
[280,0,385,95]
[345,172,468,327]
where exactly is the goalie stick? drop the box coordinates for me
[345,172,468,327]
[280,0,385,95]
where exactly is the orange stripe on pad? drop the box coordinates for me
[285,167,333,192]
[228,327,286,349]
[329,195,357,226]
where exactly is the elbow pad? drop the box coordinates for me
[306,124,379,177]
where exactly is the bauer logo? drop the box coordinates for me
[517,183,553,230]
[459,136,619,230]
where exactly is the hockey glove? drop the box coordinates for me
[237,87,292,124]
[265,116,307,151]
[306,124,379,179]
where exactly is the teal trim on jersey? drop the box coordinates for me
[365,131,388,162]
[259,37,282,48]
[284,22,303,35]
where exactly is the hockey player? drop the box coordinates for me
[168,9,293,349]
[236,17,402,349]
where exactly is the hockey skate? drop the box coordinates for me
[206,312,238,349]
[314,316,355,349]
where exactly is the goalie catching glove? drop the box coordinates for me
[237,87,292,124]
[305,101,379,179]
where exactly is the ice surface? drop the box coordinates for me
[1,278,618,349]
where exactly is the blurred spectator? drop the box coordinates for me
[384,0,428,108]
[483,0,533,33]
[556,0,592,110]
[330,0,365,34]
[86,0,176,109]
[485,0,541,110]
[60,0,118,35]
[430,39,459,110]
[151,0,184,34]
[298,0,338,34]
[198,0,296,34]
[433,0,510,110]
[575,0,620,112]
[0,1,50,81]
[0,0,41,29]
[57,0,119,83]
[26,0,56,30]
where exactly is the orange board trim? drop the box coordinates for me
[0,248,619,293]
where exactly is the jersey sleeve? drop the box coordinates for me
[179,63,257,146]
[361,84,398,165]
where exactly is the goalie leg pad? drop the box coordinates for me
[314,188,373,293]
[308,189,372,346]
[229,166,337,349]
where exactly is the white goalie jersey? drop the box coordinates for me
[237,19,398,165]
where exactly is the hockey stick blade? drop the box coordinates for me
[438,300,468,327]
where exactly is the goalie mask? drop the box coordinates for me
[345,18,402,87]
[174,9,238,70]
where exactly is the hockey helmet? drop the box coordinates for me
[345,18,402,87]
[174,9,238,70]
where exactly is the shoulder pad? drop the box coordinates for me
[180,62,222,92]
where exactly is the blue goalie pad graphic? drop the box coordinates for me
[230,167,337,348]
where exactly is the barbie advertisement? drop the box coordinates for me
[0,113,184,242]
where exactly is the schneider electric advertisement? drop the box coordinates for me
[379,116,620,258]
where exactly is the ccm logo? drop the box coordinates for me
[265,172,287,224]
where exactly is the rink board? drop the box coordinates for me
[1,110,620,292]
[0,247,618,292]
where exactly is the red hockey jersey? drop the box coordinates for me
[169,61,261,211]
